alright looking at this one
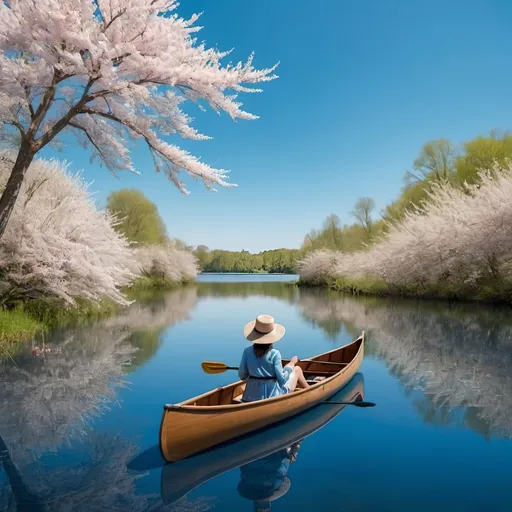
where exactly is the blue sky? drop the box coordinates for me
[43,0,512,252]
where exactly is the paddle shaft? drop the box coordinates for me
[201,359,349,375]
[222,360,348,371]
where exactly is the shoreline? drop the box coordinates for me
[297,277,512,307]
[0,277,193,350]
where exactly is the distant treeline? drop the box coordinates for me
[194,247,301,274]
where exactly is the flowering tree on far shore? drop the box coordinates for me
[0,0,278,239]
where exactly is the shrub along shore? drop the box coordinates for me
[298,132,512,306]
[0,157,198,348]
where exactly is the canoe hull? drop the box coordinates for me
[161,372,365,504]
[159,332,364,462]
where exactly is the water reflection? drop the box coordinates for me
[0,431,213,511]
[237,443,295,512]
[196,281,299,302]
[0,287,207,511]
[299,289,512,438]
[0,328,135,465]
[160,373,364,507]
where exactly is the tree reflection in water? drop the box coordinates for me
[0,432,214,511]
[0,287,205,511]
[298,288,512,438]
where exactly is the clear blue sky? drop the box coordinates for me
[43,0,512,252]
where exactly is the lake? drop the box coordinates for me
[1,274,511,511]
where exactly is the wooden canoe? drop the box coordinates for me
[161,372,364,505]
[159,331,364,462]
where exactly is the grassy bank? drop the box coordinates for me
[0,308,44,344]
[298,275,512,305]
[0,276,193,346]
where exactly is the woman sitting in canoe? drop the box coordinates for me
[238,314,309,402]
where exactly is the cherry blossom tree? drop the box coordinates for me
[0,154,135,306]
[131,243,198,285]
[299,163,512,299]
[0,0,278,238]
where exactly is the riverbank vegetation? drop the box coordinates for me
[299,132,512,304]
[0,157,197,345]
[0,0,277,345]
[194,246,301,274]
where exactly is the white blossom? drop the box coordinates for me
[0,154,135,305]
[0,0,278,192]
[299,163,512,291]
[131,244,198,284]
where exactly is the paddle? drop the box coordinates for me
[202,361,240,374]
[320,400,375,408]
[201,360,347,375]
[200,361,376,408]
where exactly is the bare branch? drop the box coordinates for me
[7,120,25,137]
[68,121,109,165]
[103,7,127,32]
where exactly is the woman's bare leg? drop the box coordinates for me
[294,366,309,389]
[286,366,309,391]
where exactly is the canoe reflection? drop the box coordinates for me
[161,372,364,506]
[237,441,296,511]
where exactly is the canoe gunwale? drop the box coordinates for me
[163,332,364,414]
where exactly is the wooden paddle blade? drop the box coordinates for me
[201,361,239,374]
[201,361,228,374]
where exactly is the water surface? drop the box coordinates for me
[1,276,511,511]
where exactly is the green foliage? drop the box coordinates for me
[106,188,168,245]
[405,138,455,185]
[302,205,385,254]
[329,276,391,296]
[303,214,345,252]
[0,307,44,344]
[382,179,432,222]
[18,297,120,328]
[194,247,301,274]
[453,131,512,186]
[383,131,512,223]
[126,275,184,294]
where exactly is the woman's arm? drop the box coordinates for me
[238,349,249,380]
[273,351,293,387]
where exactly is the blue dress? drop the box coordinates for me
[238,346,293,402]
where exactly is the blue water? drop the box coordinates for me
[1,276,511,511]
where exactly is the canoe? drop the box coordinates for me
[159,331,364,462]
[161,372,364,505]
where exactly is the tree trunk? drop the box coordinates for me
[0,144,35,240]
[0,435,46,511]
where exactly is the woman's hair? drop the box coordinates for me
[253,343,273,358]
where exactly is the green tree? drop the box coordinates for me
[194,245,210,270]
[405,138,455,185]
[453,131,512,185]
[106,189,168,245]
[351,197,376,238]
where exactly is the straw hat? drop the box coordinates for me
[237,476,291,511]
[244,314,286,345]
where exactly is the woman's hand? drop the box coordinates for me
[290,356,299,366]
